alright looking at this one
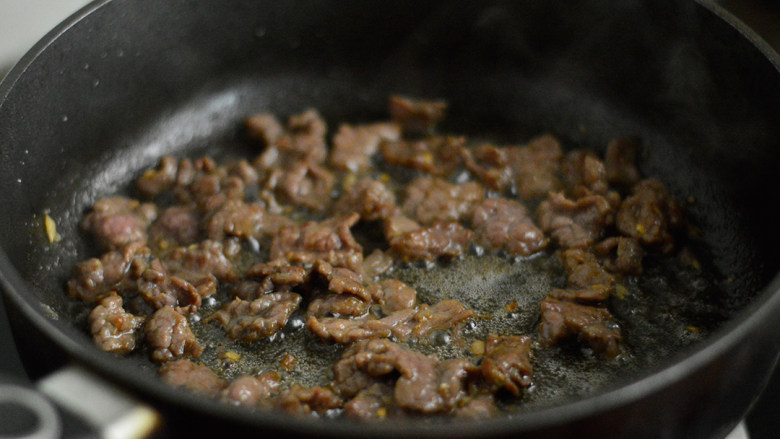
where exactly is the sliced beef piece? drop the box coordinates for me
[307,299,473,344]
[308,260,368,301]
[561,150,608,197]
[181,170,246,214]
[537,192,614,249]
[344,382,395,420]
[507,134,563,199]
[277,385,343,416]
[159,359,227,398]
[275,162,335,211]
[367,279,417,314]
[222,372,281,407]
[137,259,211,314]
[203,200,268,241]
[148,206,200,249]
[270,213,363,271]
[163,240,238,283]
[605,138,641,187]
[136,156,199,198]
[81,197,157,251]
[455,394,498,419]
[68,243,150,302]
[254,109,328,169]
[227,159,260,186]
[480,335,533,396]
[360,249,394,281]
[329,122,401,172]
[616,179,684,252]
[388,95,447,134]
[462,144,513,191]
[208,292,302,341]
[88,293,144,354]
[539,298,622,358]
[144,306,203,363]
[307,293,370,318]
[562,249,615,289]
[245,113,284,148]
[548,285,611,303]
[401,177,484,225]
[333,178,397,221]
[381,136,464,176]
[235,261,308,299]
[471,198,547,256]
[388,218,474,262]
[594,236,644,275]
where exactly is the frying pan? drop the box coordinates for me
[1,0,779,438]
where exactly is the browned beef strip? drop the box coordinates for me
[270,213,363,270]
[605,138,641,187]
[480,335,533,396]
[235,261,307,299]
[343,382,395,419]
[454,394,498,419]
[68,242,150,302]
[360,249,394,281]
[181,170,246,214]
[163,240,238,283]
[539,298,622,358]
[308,260,368,300]
[616,179,684,251]
[222,372,281,407]
[507,134,564,199]
[254,109,328,170]
[82,197,157,251]
[333,178,397,221]
[307,299,473,344]
[329,122,401,172]
[148,206,200,249]
[388,220,474,262]
[144,306,203,363]
[537,192,613,249]
[366,279,417,314]
[275,162,335,211]
[307,293,370,318]
[208,292,302,341]
[561,150,609,197]
[88,293,144,354]
[548,285,611,303]
[462,144,513,191]
[388,95,447,135]
[137,155,179,197]
[203,200,266,241]
[381,136,464,176]
[562,249,615,289]
[402,177,484,225]
[245,113,284,148]
[277,385,343,415]
[471,198,547,256]
[159,359,227,398]
[594,236,644,275]
[137,259,210,314]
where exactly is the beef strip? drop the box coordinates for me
[381,136,465,176]
[333,178,397,221]
[159,359,227,398]
[68,242,150,302]
[222,372,281,407]
[605,138,641,188]
[148,206,200,249]
[539,298,622,358]
[388,95,447,135]
[366,279,417,314]
[537,192,614,249]
[548,285,611,303]
[360,249,394,281]
[387,218,474,262]
[82,197,157,251]
[208,292,303,341]
[616,179,684,252]
[163,240,238,283]
[343,382,395,420]
[307,293,370,318]
[144,306,203,363]
[329,122,401,172]
[137,259,211,314]
[237,260,308,299]
[562,249,615,289]
[277,385,343,416]
[401,177,484,225]
[507,134,563,199]
[270,213,363,270]
[245,113,285,148]
[274,162,335,211]
[480,335,533,396]
[203,200,268,241]
[594,237,644,275]
[308,260,368,301]
[471,198,547,256]
[455,394,498,419]
[88,293,144,354]
[461,144,513,191]
[254,109,328,170]
[561,150,609,197]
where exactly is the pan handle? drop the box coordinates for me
[0,365,161,439]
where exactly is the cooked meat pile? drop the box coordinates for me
[68,96,689,420]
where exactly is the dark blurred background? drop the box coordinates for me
[0,0,779,437]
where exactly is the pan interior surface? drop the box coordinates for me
[1,0,780,436]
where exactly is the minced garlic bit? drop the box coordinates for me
[220,350,242,362]
[376,408,387,418]
[470,340,485,356]
[44,213,62,243]
[614,284,629,300]
[685,326,701,333]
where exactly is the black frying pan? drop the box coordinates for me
[1,0,780,438]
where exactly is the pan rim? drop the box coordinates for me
[1,0,779,436]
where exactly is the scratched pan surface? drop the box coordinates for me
[1,0,780,438]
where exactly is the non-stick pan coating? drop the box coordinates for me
[1,0,779,438]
